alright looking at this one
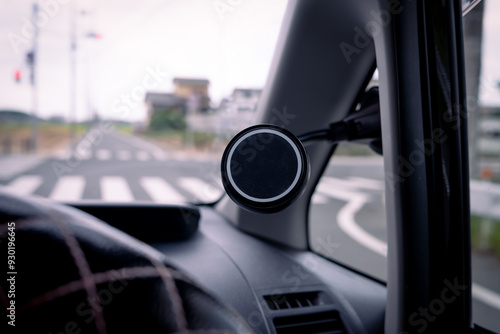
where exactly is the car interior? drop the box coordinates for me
[1,0,498,333]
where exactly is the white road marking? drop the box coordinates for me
[140,177,186,204]
[100,176,134,202]
[75,150,92,160]
[96,149,111,160]
[4,175,43,195]
[109,132,165,152]
[316,182,365,202]
[152,150,168,161]
[216,178,223,188]
[472,283,500,311]
[337,194,388,257]
[322,176,384,191]
[347,176,385,190]
[329,156,384,166]
[178,177,223,202]
[54,150,72,160]
[116,150,131,161]
[50,176,85,201]
[312,193,329,204]
[317,177,500,311]
[136,151,150,161]
[0,156,45,181]
[317,182,388,256]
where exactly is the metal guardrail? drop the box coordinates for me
[470,180,500,220]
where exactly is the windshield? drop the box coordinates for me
[0,0,287,204]
[3,1,500,332]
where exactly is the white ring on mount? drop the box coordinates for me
[226,128,302,203]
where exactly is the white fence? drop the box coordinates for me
[470,180,500,220]
[186,111,257,135]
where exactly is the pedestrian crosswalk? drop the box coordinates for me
[54,149,169,162]
[136,151,150,161]
[178,177,223,203]
[2,174,386,205]
[139,176,187,204]
[2,174,225,204]
[3,175,44,196]
[54,148,219,163]
[50,176,85,201]
[101,176,135,202]
[116,150,132,161]
[95,149,112,160]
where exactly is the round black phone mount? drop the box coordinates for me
[221,124,309,213]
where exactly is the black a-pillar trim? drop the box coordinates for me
[375,0,473,332]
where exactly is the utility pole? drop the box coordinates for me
[70,0,78,144]
[30,3,39,152]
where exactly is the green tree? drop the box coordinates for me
[149,109,186,131]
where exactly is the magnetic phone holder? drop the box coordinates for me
[221,88,382,214]
[221,124,310,213]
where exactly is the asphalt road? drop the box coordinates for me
[1,131,499,332]
[2,131,223,205]
[312,156,500,333]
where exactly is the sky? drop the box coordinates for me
[0,0,288,122]
[1,0,499,122]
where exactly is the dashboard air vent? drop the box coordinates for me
[273,310,346,334]
[264,291,330,310]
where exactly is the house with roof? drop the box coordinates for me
[144,77,211,128]
[219,88,261,113]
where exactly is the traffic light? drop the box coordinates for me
[26,51,34,65]
[14,69,21,83]
[87,32,103,39]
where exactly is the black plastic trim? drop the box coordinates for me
[68,201,200,242]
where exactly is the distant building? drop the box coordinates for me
[217,88,262,134]
[173,78,210,113]
[219,88,261,113]
[476,106,500,176]
[144,92,186,124]
[145,77,211,126]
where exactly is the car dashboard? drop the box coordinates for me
[147,205,386,334]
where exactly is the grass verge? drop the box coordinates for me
[0,123,87,155]
[471,215,500,257]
